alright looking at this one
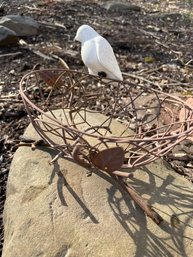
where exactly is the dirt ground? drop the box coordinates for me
[0,0,193,253]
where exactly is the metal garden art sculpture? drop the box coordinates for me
[19,69,193,225]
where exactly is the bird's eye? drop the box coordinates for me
[98,71,107,78]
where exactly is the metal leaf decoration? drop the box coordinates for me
[39,70,63,88]
[90,147,125,172]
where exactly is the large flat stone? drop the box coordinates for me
[3,110,193,257]
[0,25,18,46]
[0,15,39,37]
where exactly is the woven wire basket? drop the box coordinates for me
[19,69,193,172]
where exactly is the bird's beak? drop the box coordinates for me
[74,35,78,41]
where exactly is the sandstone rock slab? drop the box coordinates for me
[22,109,133,150]
[3,110,193,257]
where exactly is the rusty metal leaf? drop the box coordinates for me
[39,70,63,88]
[90,147,124,172]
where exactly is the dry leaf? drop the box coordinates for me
[170,214,180,229]
[179,98,193,142]
[179,98,193,122]
[90,147,124,172]
[144,56,156,63]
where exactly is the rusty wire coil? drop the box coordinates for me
[19,69,193,172]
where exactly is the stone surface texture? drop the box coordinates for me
[0,25,18,46]
[3,110,193,257]
[0,15,39,37]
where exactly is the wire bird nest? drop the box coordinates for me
[19,69,193,224]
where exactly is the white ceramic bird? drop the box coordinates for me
[75,25,123,81]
